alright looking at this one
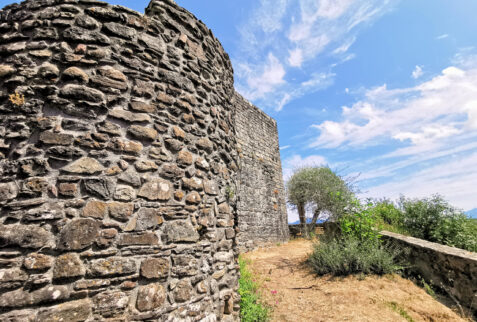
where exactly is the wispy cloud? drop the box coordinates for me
[411,65,423,79]
[365,151,477,210]
[233,0,398,111]
[436,33,449,40]
[311,61,477,149]
[282,154,327,180]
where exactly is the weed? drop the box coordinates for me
[387,301,415,322]
[225,185,235,200]
[239,256,270,322]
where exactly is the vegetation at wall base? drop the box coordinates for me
[238,256,270,322]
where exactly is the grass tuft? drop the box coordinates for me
[238,256,270,322]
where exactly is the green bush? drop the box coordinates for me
[238,256,269,322]
[398,195,477,252]
[308,235,403,276]
[339,199,381,243]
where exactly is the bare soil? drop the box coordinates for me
[243,239,467,322]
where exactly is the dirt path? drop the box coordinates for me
[243,239,466,322]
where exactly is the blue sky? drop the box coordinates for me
[3,0,477,220]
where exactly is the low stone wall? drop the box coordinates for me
[382,232,477,313]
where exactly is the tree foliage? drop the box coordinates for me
[286,166,355,233]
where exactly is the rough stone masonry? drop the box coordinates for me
[0,0,288,320]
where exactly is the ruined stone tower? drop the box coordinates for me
[0,0,288,320]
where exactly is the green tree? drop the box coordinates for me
[286,166,355,234]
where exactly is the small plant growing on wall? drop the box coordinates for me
[226,185,235,200]
[9,92,25,106]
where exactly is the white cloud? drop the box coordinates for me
[237,53,286,101]
[436,33,449,40]
[282,154,327,180]
[311,63,477,149]
[365,152,477,210]
[412,65,423,79]
[280,145,292,150]
[288,48,304,67]
[234,0,397,110]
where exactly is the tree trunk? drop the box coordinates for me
[308,208,321,235]
[298,203,306,235]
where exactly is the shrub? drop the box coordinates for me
[339,199,381,244]
[398,195,477,252]
[308,235,403,276]
[238,256,269,322]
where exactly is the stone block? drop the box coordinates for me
[88,257,137,277]
[53,253,85,279]
[140,258,170,279]
[137,283,166,312]
[57,219,100,250]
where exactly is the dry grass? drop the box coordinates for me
[243,239,467,322]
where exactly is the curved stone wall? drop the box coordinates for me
[0,0,239,320]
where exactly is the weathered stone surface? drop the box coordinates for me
[82,200,108,219]
[88,257,136,277]
[177,150,193,166]
[137,283,166,312]
[60,84,105,103]
[0,268,27,290]
[23,253,53,270]
[63,26,110,44]
[63,157,104,174]
[196,138,213,153]
[204,180,219,195]
[128,125,158,141]
[40,131,73,146]
[135,160,159,172]
[172,255,199,277]
[0,182,18,201]
[104,22,137,39]
[174,279,192,303]
[38,62,59,79]
[113,185,136,201]
[138,179,172,201]
[108,202,134,222]
[182,177,203,190]
[0,224,53,249]
[135,207,163,231]
[83,177,115,199]
[140,258,169,279]
[58,183,78,197]
[185,191,201,204]
[0,285,70,308]
[63,66,89,83]
[118,232,159,246]
[164,220,199,243]
[35,298,92,322]
[109,138,143,155]
[92,291,129,318]
[118,167,141,187]
[57,219,100,250]
[130,101,156,113]
[0,64,15,78]
[109,108,151,123]
[53,253,85,279]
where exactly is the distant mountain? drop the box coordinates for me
[466,208,477,218]
[289,219,324,225]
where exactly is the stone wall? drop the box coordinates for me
[234,93,289,251]
[381,231,477,314]
[0,0,242,320]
